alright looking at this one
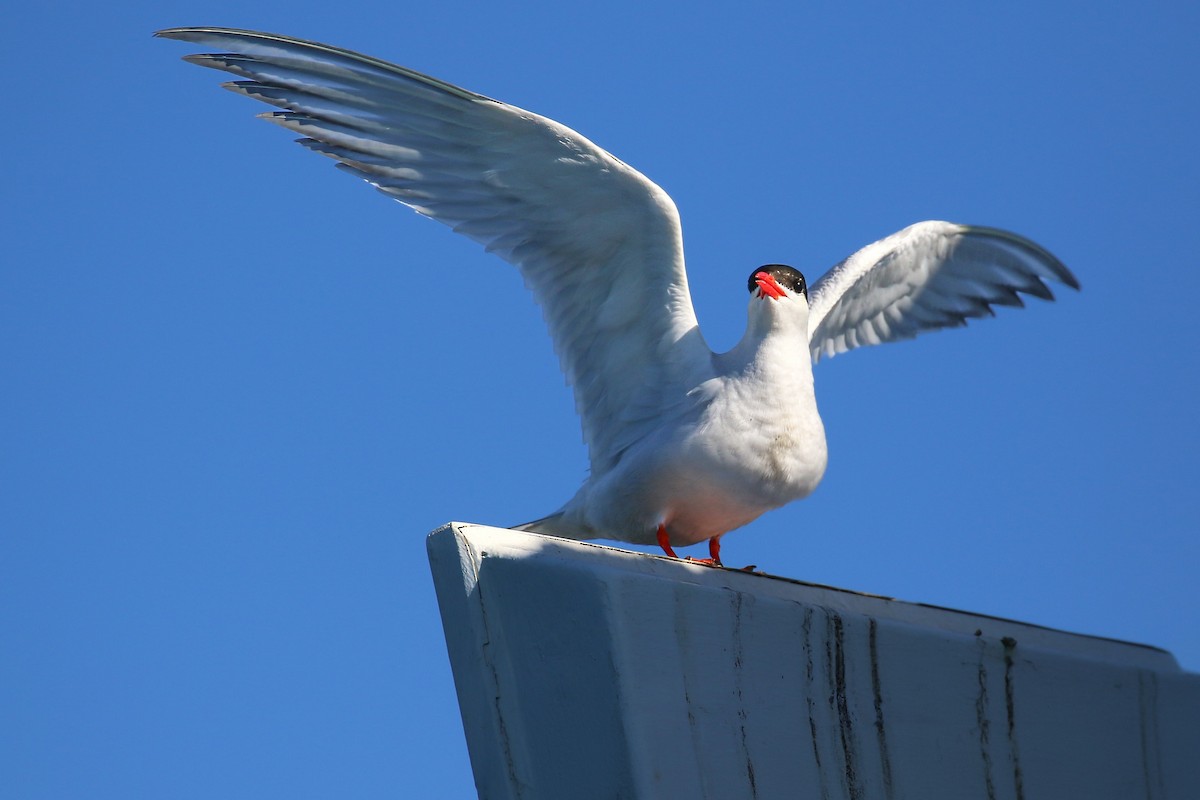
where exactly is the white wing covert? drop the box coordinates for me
[158,27,710,474]
[806,220,1079,363]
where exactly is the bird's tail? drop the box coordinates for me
[512,512,587,541]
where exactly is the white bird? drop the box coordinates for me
[158,28,1079,564]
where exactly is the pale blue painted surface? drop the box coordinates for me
[429,524,1199,800]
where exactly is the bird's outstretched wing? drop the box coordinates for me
[806,221,1079,363]
[157,27,711,474]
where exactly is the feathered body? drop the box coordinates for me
[541,280,828,546]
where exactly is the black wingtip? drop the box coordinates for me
[154,27,193,39]
[965,224,1081,292]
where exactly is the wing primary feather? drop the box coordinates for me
[964,225,1080,290]
[158,27,492,104]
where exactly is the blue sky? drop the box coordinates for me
[4,1,1198,797]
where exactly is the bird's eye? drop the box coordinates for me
[787,272,807,296]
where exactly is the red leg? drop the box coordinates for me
[708,535,723,566]
[656,523,679,559]
[657,525,732,569]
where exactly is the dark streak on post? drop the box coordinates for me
[830,613,862,800]
[731,591,759,799]
[1002,637,1026,800]
[869,619,895,799]
[802,607,830,800]
[976,641,997,800]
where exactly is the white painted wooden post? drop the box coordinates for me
[427,522,1199,800]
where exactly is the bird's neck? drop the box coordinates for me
[719,303,813,386]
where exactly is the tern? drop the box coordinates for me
[159,28,1079,564]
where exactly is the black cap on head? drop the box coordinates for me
[748,264,807,298]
